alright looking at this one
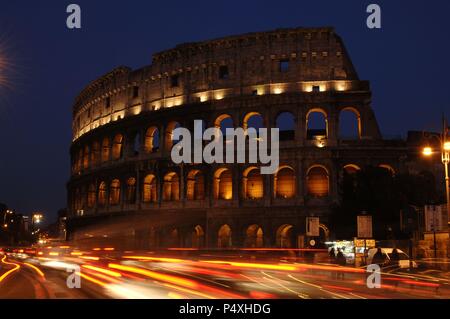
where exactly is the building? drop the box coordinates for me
[67,27,417,250]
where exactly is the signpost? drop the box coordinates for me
[357,215,373,266]
[357,215,373,239]
[306,217,320,237]
[424,204,446,258]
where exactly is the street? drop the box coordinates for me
[0,248,449,299]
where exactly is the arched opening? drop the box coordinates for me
[101,137,110,163]
[245,224,264,248]
[306,109,327,140]
[243,167,264,199]
[243,112,264,131]
[343,164,361,174]
[125,177,136,204]
[214,168,233,200]
[319,224,330,242]
[144,127,159,153]
[276,112,295,141]
[163,172,180,201]
[98,182,106,206]
[276,224,295,248]
[274,166,296,198]
[165,121,180,150]
[339,107,361,139]
[91,141,100,167]
[83,145,90,169]
[186,170,205,200]
[218,224,232,248]
[215,114,233,136]
[379,164,396,175]
[143,174,157,203]
[112,134,124,160]
[87,183,96,208]
[307,165,329,197]
[109,179,121,205]
[192,225,205,248]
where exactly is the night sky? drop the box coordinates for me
[0,0,449,223]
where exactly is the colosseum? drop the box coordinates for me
[67,27,408,250]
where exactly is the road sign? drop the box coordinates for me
[357,215,372,238]
[306,217,320,237]
[425,205,446,232]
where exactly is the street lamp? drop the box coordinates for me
[422,118,450,231]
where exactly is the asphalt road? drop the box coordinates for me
[0,249,449,299]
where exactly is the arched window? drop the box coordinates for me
[143,174,157,203]
[343,164,361,174]
[101,137,110,163]
[243,112,264,131]
[98,182,106,206]
[91,141,100,167]
[126,177,136,204]
[112,134,124,160]
[276,224,294,248]
[218,224,232,248]
[215,114,233,136]
[192,225,205,248]
[274,166,296,198]
[307,166,329,197]
[243,167,263,199]
[109,179,121,205]
[83,146,90,169]
[306,108,327,140]
[186,170,205,200]
[213,168,233,200]
[276,112,295,141]
[339,107,361,139]
[379,164,396,175]
[165,121,180,150]
[87,183,96,208]
[163,172,180,201]
[144,127,159,153]
[245,224,264,248]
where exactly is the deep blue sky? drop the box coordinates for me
[0,0,449,222]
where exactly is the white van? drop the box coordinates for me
[366,248,418,268]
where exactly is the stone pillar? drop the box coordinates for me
[327,107,338,147]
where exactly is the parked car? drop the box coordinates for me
[366,248,418,268]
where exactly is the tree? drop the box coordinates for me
[330,166,438,239]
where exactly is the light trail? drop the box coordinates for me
[82,265,122,278]
[78,272,108,288]
[0,256,21,283]
[200,260,297,271]
[162,283,216,299]
[23,262,45,278]
[108,263,199,289]
[122,256,185,263]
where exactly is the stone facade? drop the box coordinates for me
[67,27,408,249]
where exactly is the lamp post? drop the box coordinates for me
[422,117,450,249]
